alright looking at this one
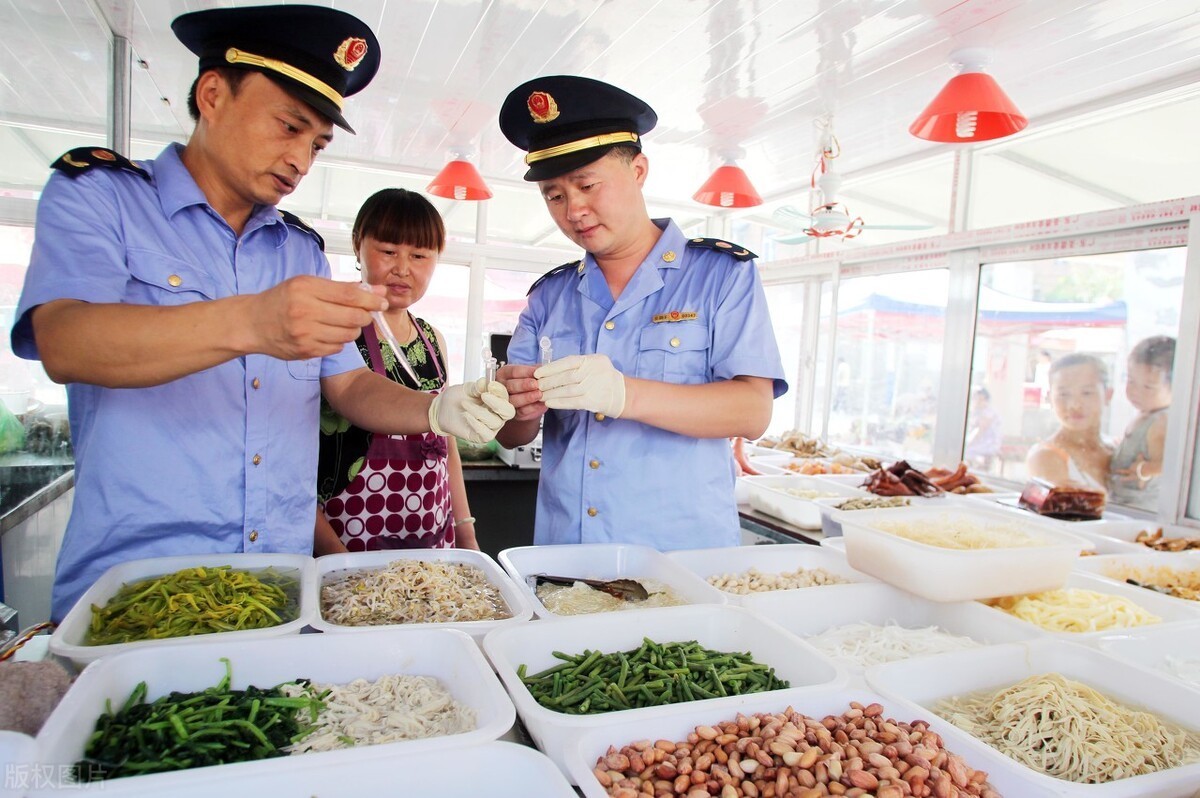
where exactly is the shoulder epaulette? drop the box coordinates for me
[527,259,582,296]
[687,237,756,262]
[279,210,325,251]
[50,147,150,182]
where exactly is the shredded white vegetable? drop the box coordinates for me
[806,621,981,668]
[283,674,476,753]
[535,579,686,615]
[1165,656,1200,688]
[936,673,1200,783]
[988,588,1161,633]
[776,488,839,500]
[873,516,1046,549]
[707,566,849,594]
[321,560,511,626]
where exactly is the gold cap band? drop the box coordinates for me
[525,132,639,165]
[225,47,343,111]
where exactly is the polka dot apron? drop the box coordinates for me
[323,319,454,550]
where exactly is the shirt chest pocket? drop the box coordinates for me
[127,249,217,305]
[635,322,710,385]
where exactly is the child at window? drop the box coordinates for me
[1109,336,1175,506]
[1026,353,1113,490]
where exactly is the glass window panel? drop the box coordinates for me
[482,269,537,360]
[827,269,949,462]
[966,248,1185,515]
[763,282,806,436]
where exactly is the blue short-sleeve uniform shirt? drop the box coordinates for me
[508,218,787,551]
[11,143,364,620]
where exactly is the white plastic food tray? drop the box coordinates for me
[33,628,515,796]
[498,543,726,618]
[976,571,1200,641]
[741,475,867,529]
[0,731,37,798]
[1074,553,1200,607]
[744,582,1044,677]
[867,638,1200,797]
[835,505,1093,602]
[49,553,317,667]
[564,686,1055,798]
[1096,622,1200,693]
[481,604,843,780]
[667,543,875,606]
[308,548,533,643]
[76,741,576,798]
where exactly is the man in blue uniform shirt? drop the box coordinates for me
[11,5,513,620]
[496,75,787,550]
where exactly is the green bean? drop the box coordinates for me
[518,637,789,715]
[87,566,300,645]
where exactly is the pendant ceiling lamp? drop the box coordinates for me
[909,47,1027,143]
[693,163,762,208]
[427,158,493,201]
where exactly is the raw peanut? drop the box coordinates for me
[674,774,691,793]
[697,725,720,740]
[740,759,758,774]
[868,752,892,769]
[796,769,816,788]
[864,703,884,717]
[742,781,759,798]
[655,763,677,780]
[729,758,744,780]
[946,755,969,788]
[769,741,795,756]
[716,733,739,745]
[755,750,774,767]
[847,770,879,790]
[606,753,631,771]
[781,751,802,767]
[691,770,707,786]
[714,747,728,765]
[655,739,677,753]
[932,776,953,798]
[612,789,638,798]
[826,757,843,780]
[696,753,714,771]
[878,787,905,798]
[721,786,738,798]
[798,790,822,798]
[775,769,788,796]
[687,788,709,798]
[630,752,646,772]
[799,748,820,769]
[592,767,612,787]
[829,783,846,795]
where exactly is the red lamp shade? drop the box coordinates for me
[909,71,1027,143]
[692,164,762,208]
[427,159,493,200]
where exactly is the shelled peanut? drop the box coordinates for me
[593,701,1000,798]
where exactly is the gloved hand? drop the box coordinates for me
[429,379,515,443]
[535,354,626,418]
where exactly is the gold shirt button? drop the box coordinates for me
[594,412,606,421]
[589,459,600,469]
[167,274,182,287]
[252,378,261,390]
[248,530,259,543]
[662,250,676,262]
[670,337,681,348]
[252,454,261,466]
[587,507,598,517]
[604,320,615,330]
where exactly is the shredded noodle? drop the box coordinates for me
[283,674,475,753]
[873,516,1047,549]
[806,621,981,668]
[320,560,511,626]
[988,588,1160,633]
[936,673,1200,783]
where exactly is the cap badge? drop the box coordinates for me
[527,91,560,123]
[334,37,368,71]
[92,150,116,161]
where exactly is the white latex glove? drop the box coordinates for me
[429,379,515,443]
[535,354,626,418]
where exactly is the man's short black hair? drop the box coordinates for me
[185,67,250,122]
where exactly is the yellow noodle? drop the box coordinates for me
[988,588,1160,633]
[936,673,1200,783]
